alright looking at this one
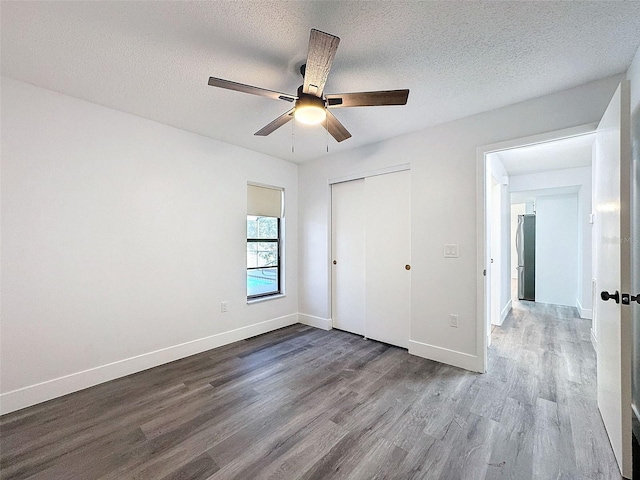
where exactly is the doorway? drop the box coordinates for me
[331,169,411,349]
[480,126,597,369]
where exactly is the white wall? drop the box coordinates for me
[0,78,299,414]
[510,166,593,316]
[525,201,535,214]
[535,194,579,306]
[298,74,622,372]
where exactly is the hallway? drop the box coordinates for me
[489,296,620,479]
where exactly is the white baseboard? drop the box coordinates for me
[408,340,482,373]
[591,328,598,351]
[0,313,298,415]
[576,299,593,320]
[498,299,512,325]
[298,314,332,331]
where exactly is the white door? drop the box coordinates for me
[364,170,411,348]
[331,179,365,335]
[594,81,632,478]
[632,74,640,465]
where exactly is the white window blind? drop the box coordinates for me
[247,184,283,218]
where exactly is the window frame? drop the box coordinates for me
[246,216,281,299]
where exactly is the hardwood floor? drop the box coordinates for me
[1,300,621,479]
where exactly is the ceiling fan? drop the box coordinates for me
[207,29,409,143]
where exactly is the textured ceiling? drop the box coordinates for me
[496,133,595,176]
[2,1,640,163]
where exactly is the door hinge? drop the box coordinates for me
[483,269,487,276]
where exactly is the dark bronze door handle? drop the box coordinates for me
[601,290,620,304]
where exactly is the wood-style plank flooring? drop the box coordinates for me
[1,299,621,479]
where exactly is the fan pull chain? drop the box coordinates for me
[326,114,329,153]
[291,117,295,154]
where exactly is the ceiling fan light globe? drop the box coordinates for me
[295,105,326,125]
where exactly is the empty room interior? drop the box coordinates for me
[2,2,640,479]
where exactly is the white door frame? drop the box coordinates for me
[489,176,501,331]
[475,123,597,373]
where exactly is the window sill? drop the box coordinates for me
[247,294,286,305]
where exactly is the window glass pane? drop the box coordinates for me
[246,214,280,298]
[247,216,278,239]
[247,268,278,297]
[247,242,278,268]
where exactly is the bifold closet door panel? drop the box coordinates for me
[364,170,411,348]
[331,179,365,335]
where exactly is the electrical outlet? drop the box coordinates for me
[449,314,459,328]
[221,301,228,313]
[444,244,459,258]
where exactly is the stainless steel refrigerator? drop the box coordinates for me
[516,214,536,301]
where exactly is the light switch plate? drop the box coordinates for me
[444,244,459,258]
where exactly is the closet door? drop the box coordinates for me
[331,179,365,335]
[364,170,411,348]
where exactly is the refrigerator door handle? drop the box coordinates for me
[518,266,525,300]
[515,216,524,266]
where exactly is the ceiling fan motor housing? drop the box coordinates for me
[296,94,326,111]
[296,85,325,107]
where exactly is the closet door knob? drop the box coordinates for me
[405,265,411,270]
[333,260,337,265]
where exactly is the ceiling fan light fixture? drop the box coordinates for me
[294,95,326,125]
[295,105,326,125]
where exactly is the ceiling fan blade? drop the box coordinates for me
[254,109,295,136]
[323,110,351,143]
[326,89,409,108]
[302,29,340,97]
[208,77,296,102]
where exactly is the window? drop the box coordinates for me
[247,216,280,298]
[246,184,283,299]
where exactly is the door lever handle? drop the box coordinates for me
[601,290,620,304]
